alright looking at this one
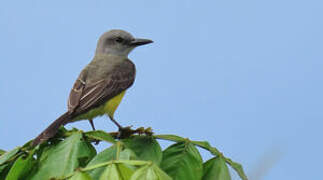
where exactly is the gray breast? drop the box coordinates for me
[85,55,128,84]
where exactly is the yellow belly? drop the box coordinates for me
[73,91,126,121]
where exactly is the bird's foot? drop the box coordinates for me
[116,126,154,139]
[117,126,135,139]
[134,127,153,136]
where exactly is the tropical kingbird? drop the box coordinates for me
[32,29,153,146]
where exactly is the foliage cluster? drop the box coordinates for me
[0,128,247,180]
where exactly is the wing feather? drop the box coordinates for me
[67,60,135,116]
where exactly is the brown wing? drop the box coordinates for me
[67,60,135,116]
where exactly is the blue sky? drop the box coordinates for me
[0,0,322,179]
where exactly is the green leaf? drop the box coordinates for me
[69,170,92,180]
[115,160,150,166]
[119,148,138,160]
[190,140,247,180]
[99,164,120,180]
[0,149,5,156]
[0,164,8,174]
[117,163,135,179]
[190,141,212,149]
[154,135,185,142]
[87,145,118,179]
[29,131,96,179]
[161,141,203,180]
[0,147,20,165]
[203,157,231,180]
[86,143,138,179]
[5,152,35,180]
[225,157,248,180]
[85,130,116,144]
[122,136,162,165]
[131,163,172,180]
[99,163,134,180]
[190,141,222,156]
[0,163,12,179]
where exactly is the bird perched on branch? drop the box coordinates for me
[32,29,153,146]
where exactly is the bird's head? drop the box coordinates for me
[95,29,153,57]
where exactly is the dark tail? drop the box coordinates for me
[31,112,71,147]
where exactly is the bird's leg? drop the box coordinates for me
[107,116,152,138]
[108,116,123,129]
[88,119,96,131]
[108,116,136,139]
[88,119,99,145]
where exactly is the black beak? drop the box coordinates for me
[130,38,153,46]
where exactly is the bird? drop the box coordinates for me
[32,29,153,146]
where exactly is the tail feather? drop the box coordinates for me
[32,112,71,147]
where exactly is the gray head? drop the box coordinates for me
[95,29,153,56]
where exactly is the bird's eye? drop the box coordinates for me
[115,37,124,43]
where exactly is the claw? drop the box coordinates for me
[135,127,145,135]
[117,126,134,139]
[115,126,154,139]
